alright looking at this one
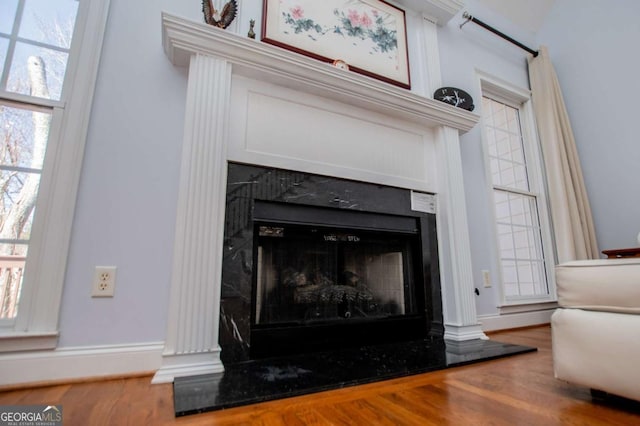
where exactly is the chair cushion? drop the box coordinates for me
[555,258,640,314]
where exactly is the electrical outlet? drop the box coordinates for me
[482,270,491,288]
[92,266,116,297]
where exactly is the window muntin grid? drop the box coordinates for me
[482,96,549,299]
[0,0,78,320]
[0,0,78,101]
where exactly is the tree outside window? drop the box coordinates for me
[0,0,78,319]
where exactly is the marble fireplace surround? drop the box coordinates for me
[153,11,483,383]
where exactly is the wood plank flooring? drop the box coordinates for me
[1,326,639,425]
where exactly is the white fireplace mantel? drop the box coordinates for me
[162,13,477,133]
[153,12,485,384]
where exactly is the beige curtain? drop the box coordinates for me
[527,46,599,263]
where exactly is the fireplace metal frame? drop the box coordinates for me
[250,201,429,358]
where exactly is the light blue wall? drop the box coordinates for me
[57,0,535,346]
[58,0,197,346]
[59,0,637,347]
[536,0,640,251]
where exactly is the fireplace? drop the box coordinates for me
[154,13,485,384]
[220,163,442,363]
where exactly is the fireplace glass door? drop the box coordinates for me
[249,201,427,358]
[255,224,419,326]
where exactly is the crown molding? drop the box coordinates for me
[397,0,465,24]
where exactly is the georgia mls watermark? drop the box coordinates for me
[0,405,62,426]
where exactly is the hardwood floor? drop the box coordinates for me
[1,326,639,425]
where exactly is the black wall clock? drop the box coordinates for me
[433,87,474,111]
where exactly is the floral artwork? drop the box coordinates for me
[334,8,397,54]
[262,0,410,88]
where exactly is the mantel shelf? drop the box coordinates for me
[161,13,479,133]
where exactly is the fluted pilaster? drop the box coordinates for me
[152,54,231,383]
[436,126,487,341]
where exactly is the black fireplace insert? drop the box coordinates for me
[250,201,429,358]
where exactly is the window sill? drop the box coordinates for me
[0,331,59,353]
[497,301,558,315]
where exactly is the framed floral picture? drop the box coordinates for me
[262,0,410,89]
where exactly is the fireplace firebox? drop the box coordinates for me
[251,201,425,358]
[220,163,443,364]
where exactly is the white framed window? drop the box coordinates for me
[479,73,556,305]
[0,0,110,351]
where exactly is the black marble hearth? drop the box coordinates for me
[173,338,536,416]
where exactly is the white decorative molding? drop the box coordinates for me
[479,309,554,332]
[418,16,443,97]
[152,353,224,384]
[436,126,487,341]
[398,0,465,25]
[227,76,437,192]
[161,13,478,133]
[153,53,230,384]
[0,332,58,353]
[0,342,163,387]
[498,302,558,315]
[444,324,488,341]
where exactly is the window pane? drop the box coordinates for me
[0,103,51,169]
[0,37,8,72]
[0,243,28,319]
[502,261,518,296]
[0,103,47,242]
[506,107,519,133]
[509,135,525,163]
[484,98,530,192]
[494,129,510,157]
[493,189,547,298]
[19,0,78,49]
[497,224,515,258]
[0,170,40,240]
[7,43,68,100]
[498,159,515,187]
[492,102,507,128]
[0,1,18,34]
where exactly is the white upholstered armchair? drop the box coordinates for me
[552,258,640,401]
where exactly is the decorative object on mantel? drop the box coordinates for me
[433,87,475,111]
[637,231,640,246]
[248,19,256,39]
[332,59,349,71]
[262,0,410,89]
[202,0,238,29]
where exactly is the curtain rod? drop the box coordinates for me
[460,12,539,57]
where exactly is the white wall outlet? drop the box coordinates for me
[92,266,117,297]
[482,270,491,288]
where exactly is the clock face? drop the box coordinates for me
[433,87,474,111]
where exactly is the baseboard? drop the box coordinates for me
[0,342,164,387]
[152,351,225,384]
[478,309,554,332]
[443,323,489,341]
[0,311,551,387]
